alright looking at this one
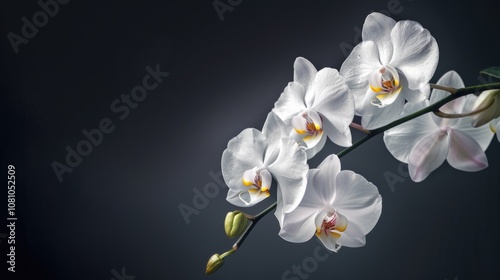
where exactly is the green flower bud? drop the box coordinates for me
[205,254,224,274]
[224,211,249,238]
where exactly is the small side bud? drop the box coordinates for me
[205,254,224,274]
[205,248,235,275]
[224,210,249,238]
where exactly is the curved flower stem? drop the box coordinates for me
[349,122,371,134]
[434,97,495,118]
[233,202,277,251]
[222,81,500,257]
[429,83,457,94]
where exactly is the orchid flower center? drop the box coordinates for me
[291,110,323,139]
[316,210,348,240]
[368,65,403,107]
[239,167,272,205]
[242,167,271,192]
[369,66,400,93]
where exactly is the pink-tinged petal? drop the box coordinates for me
[408,130,450,182]
[222,128,267,199]
[268,138,309,213]
[389,20,439,91]
[452,95,494,151]
[333,171,382,238]
[273,82,307,124]
[447,129,488,172]
[384,101,438,163]
[429,71,465,127]
[362,12,396,65]
[294,57,317,89]
[340,41,381,114]
[323,119,353,147]
[361,92,405,130]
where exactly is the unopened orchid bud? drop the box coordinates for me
[205,248,235,274]
[205,254,224,274]
[471,90,500,127]
[224,211,249,238]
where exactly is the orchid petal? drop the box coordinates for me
[222,128,267,198]
[278,205,319,243]
[453,95,495,151]
[361,92,405,129]
[273,82,307,124]
[294,57,317,89]
[312,72,355,133]
[340,41,381,114]
[268,138,309,213]
[447,129,488,172]
[262,112,288,164]
[333,170,382,241]
[238,189,270,206]
[304,133,328,159]
[389,20,439,92]
[362,12,396,65]
[408,130,449,182]
[323,119,353,147]
[400,73,429,104]
[384,101,438,163]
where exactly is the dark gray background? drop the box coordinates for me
[1,0,499,279]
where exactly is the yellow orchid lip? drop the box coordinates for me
[316,211,348,238]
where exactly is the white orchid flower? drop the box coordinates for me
[384,71,494,182]
[278,154,382,252]
[471,89,500,127]
[221,112,309,215]
[340,12,439,129]
[273,57,354,159]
